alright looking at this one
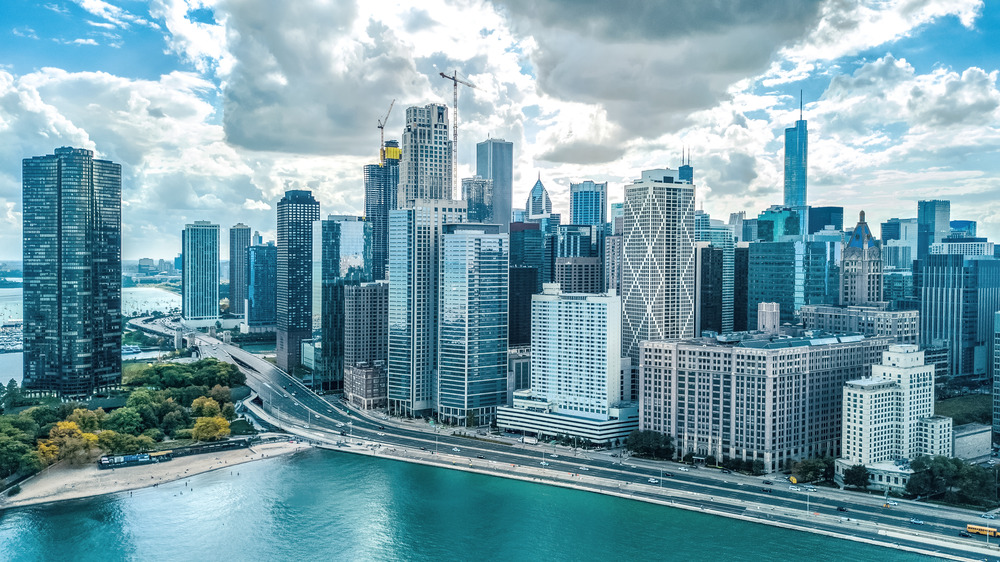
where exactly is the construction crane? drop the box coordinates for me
[377,98,395,165]
[439,70,475,196]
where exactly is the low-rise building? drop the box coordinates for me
[953,423,992,463]
[799,304,918,345]
[345,361,387,409]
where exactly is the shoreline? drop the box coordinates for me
[325,443,988,562]
[0,439,310,511]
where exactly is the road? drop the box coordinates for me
[129,316,997,560]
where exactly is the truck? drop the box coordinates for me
[519,436,538,445]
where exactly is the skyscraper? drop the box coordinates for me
[476,138,513,232]
[438,224,509,425]
[388,199,467,416]
[747,239,841,326]
[182,221,220,323]
[22,147,122,397]
[525,176,552,217]
[276,190,320,372]
[461,176,495,225]
[622,168,696,400]
[809,206,844,235]
[917,200,951,261]
[399,104,452,205]
[246,243,277,329]
[695,211,735,333]
[570,180,608,228]
[841,211,883,306]
[783,107,808,208]
[229,223,251,316]
[320,216,373,391]
[364,139,401,280]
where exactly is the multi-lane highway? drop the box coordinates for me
[129,317,998,560]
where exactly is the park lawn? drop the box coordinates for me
[934,394,991,425]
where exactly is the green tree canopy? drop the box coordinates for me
[103,407,145,436]
[843,464,870,489]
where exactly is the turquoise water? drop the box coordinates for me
[0,450,927,561]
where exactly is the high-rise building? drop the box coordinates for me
[747,239,841,326]
[917,200,950,261]
[916,254,1000,376]
[604,219,624,294]
[319,216,373,391]
[570,180,608,228]
[837,345,952,491]
[622,168,696,401]
[510,222,545,292]
[497,285,637,444]
[438,224,509,425]
[695,211,735,332]
[525,176,552,217]
[757,205,804,242]
[800,305,919,345]
[841,211,883,306]
[809,206,843,234]
[476,138,513,232]
[388,199,467,416]
[993,312,1000,437]
[951,220,977,238]
[22,147,122,397]
[399,104,452,205]
[554,257,603,293]
[276,190,320,372]
[881,217,919,270]
[246,243,277,329]
[461,176,495,225]
[695,242,724,334]
[182,221,220,323]
[508,266,538,348]
[783,112,808,208]
[229,223,251,316]
[344,281,389,367]
[364,139,401,280]
[252,231,263,246]
[733,243,750,332]
[640,333,891,472]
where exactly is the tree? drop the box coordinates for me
[103,407,145,435]
[160,411,187,437]
[209,385,231,405]
[793,458,828,483]
[191,396,222,418]
[221,403,236,421]
[192,416,230,441]
[66,408,104,433]
[0,435,32,478]
[843,464,870,489]
[33,439,59,467]
[3,379,21,410]
[47,421,101,464]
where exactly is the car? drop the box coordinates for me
[336,423,345,427]
[763,480,774,485]
[452,447,461,452]
[760,488,772,493]
[540,461,549,466]
[909,518,924,525]
[648,478,659,484]
[837,506,848,512]
[578,466,589,471]
[551,454,559,458]
[476,455,485,459]
[339,431,346,436]
[678,467,690,472]
[379,426,385,430]
[789,485,801,491]
[805,487,818,492]
[959,531,972,538]
[982,513,997,519]
[886,500,899,506]
[376,432,386,436]
[663,472,674,478]
[721,469,732,474]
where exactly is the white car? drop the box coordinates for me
[336,423,345,428]
[648,478,659,484]
[376,432,386,437]
[982,513,997,519]
[551,454,559,458]
[540,461,549,466]
[678,467,690,472]
[578,467,589,471]
[789,485,802,491]
[452,447,461,452]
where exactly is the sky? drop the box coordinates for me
[1,0,999,260]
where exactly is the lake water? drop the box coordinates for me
[0,450,925,562]
[0,287,181,384]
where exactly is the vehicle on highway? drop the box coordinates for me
[377,432,385,436]
[967,524,999,537]
[886,500,899,506]
[721,469,731,474]
[909,518,924,525]
[540,461,549,466]
[337,423,345,427]
[763,480,774,485]
[663,472,674,477]
[760,488,772,493]
[420,447,426,451]
[476,455,485,459]
[379,426,385,430]
[578,466,589,471]
[805,487,817,492]
[452,447,461,452]
[837,506,848,512]
[678,467,690,472]
[551,454,559,458]
[648,478,659,484]
[959,531,972,538]
[340,431,346,436]
[789,485,801,491]
[982,513,997,519]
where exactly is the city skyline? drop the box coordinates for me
[1,2,998,259]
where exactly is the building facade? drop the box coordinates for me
[364,140,401,280]
[622,168,696,400]
[276,190,320,372]
[246,244,277,329]
[640,333,891,472]
[344,281,389,367]
[783,117,808,208]
[437,225,509,425]
[917,200,950,261]
[182,221,220,322]
[508,266,538,348]
[841,211,883,306]
[345,361,387,409]
[22,147,122,397]
[461,176,495,225]
[569,180,608,228]
[399,104,452,205]
[799,305,919,345]
[475,138,513,232]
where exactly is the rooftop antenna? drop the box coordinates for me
[800,89,803,120]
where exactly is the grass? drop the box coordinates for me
[934,394,991,425]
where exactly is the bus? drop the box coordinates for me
[967,524,999,537]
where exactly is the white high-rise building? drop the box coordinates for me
[497,285,638,443]
[399,104,453,206]
[837,345,953,491]
[387,199,467,416]
[622,168,696,400]
[182,221,220,323]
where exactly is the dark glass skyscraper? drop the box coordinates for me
[917,199,950,261]
[320,216,373,391]
[364,140,400,280]
[783,117,808,208]
[476,138,513,232]
[808,206,843,234]
[277,190,320,372]
[569,180,608,228]
[22,147,121,397]
[246,244,277,327]
[229,223,251,316]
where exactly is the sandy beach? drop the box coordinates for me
[0,439,311,510]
